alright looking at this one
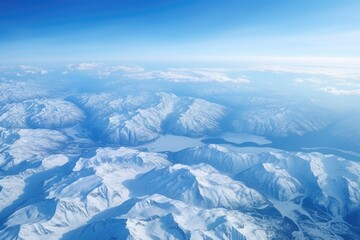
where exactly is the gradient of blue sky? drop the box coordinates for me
[0,0,359,62]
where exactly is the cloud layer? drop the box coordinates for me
[1,62,360,95]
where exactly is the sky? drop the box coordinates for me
[0,0,360,63]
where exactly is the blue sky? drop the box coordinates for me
[0,0,359,63]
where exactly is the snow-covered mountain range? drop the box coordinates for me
[0,78,359,240]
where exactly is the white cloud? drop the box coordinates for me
[0,66,13,70]
[320,86,360,95]
[192,70,250,83]
[65,63,145,78]
[67,62,102,71]
[250,65,360,80]
[62,63,249,83]
[18,65,48,75]
[156,71,198,82]
[129,69,251,83]
[294,77,322,85]
[122,71,156,80]
[110,65,144,73]
[96,65,145,77]
[250,64,360,90]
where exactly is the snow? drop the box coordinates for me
[238,162,303,201]
[1,147,172,239]
[0,98,85,129]
[73,147,170,171]
[128,163,269,210]
[297,152,360,215]
[1,129,68,171]
[174,145,276,175]
[0,176,25,211]
[0,83,359,239]
[41,154,69,170]
[1,138,359,239]
[0,81,48,104]
[67,195,278,240]
[168,98,226,137]
[74,92,226,145]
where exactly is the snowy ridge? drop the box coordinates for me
[73,92,226,145]
[73,147,170,171]
[173,144,276,175]
[0,98,85,129]
[0,147,171,239]
[0,81,48,104]
[0,176,25,212]
[1,141,359,239]
[164,98,226,137]
[0,128,69,171]
[238,162,304,201]
[294,152,360,216]
[62,195,292,240]
[173,144,360,237]
[128,163,269,210]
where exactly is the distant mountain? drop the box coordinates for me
[231,97,332,137]
[0,81,48,104]
[331,115,360,148]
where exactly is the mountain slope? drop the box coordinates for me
[128,163,269,210]
[238,162,304,201]
[73,92,226,145]
[173,144,275,175]
[0,147,171,240]
[63,195,293,240]
[0,98,85,129]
